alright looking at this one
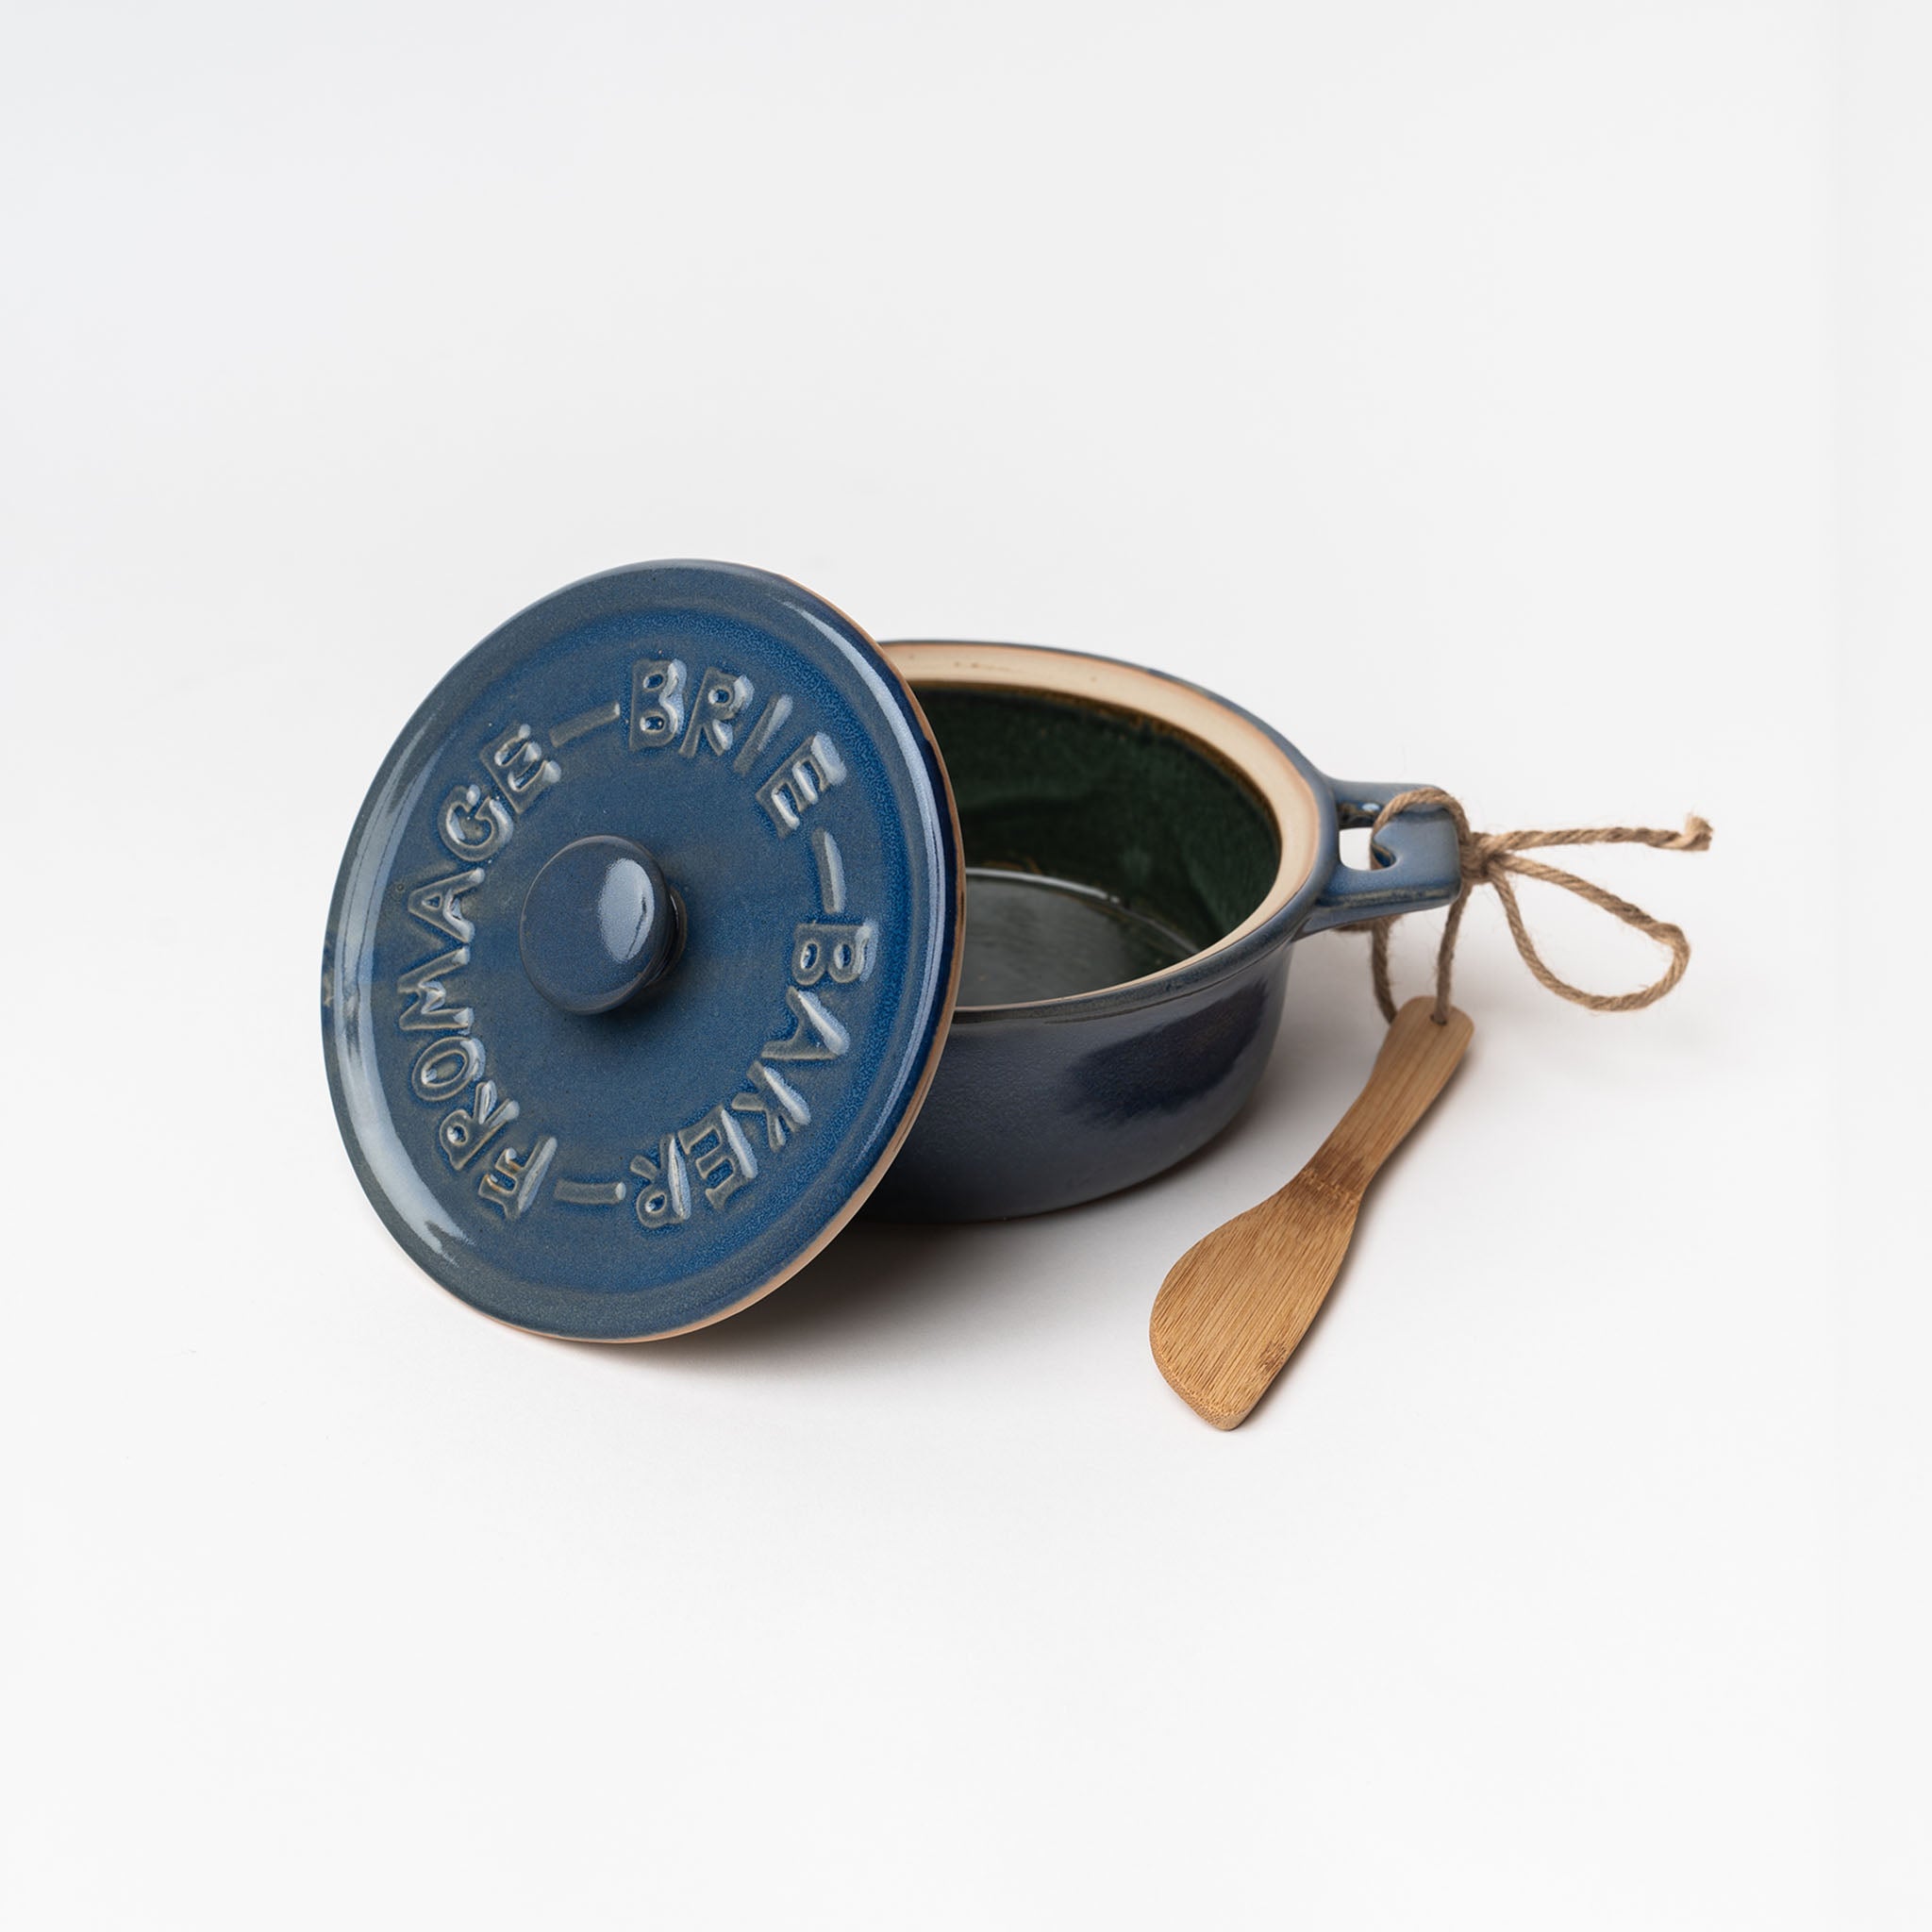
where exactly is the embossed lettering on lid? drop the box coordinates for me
[323,561,963,1340]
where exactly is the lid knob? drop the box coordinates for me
[518,835,681,1015]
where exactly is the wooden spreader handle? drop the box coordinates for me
[1150,997,1474,1429]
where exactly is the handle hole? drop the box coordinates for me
[1339,826,1374,871]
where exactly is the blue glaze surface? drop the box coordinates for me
[322,562,961,1340]
[869,958,1295,1222]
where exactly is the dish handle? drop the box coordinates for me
[1299,779,1466,936]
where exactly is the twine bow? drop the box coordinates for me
[1352,788,1713,1025]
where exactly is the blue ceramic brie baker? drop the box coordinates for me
[323,562,1461,1340]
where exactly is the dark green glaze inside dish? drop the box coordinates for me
[914,687,1281,1007]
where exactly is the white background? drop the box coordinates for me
[1,4,1919,1927]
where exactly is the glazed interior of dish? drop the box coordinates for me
[888,645,1320,1008]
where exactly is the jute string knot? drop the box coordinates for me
[1349,787,1714,1026]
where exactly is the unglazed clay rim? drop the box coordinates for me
[881,641,1327,1016]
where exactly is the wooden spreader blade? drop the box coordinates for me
[1150,999,1474,1429]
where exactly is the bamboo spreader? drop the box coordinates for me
[1150,997,1474,1428]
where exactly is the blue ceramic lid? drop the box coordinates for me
[323,562,963,1339]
